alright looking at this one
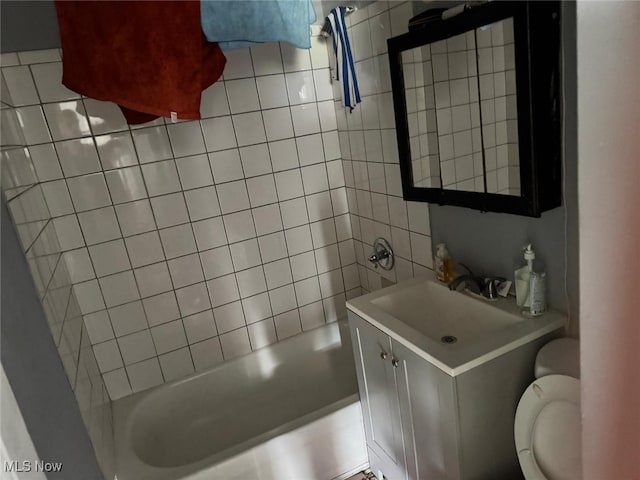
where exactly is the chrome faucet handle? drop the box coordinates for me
[369,253,382,268]
[368,238,394,271]
[448,274,482,295]
[483,276,506,299]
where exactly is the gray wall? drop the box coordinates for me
[430,205,568,311]
[1,1,60,53]
[429,3,579,325]
[1,200,103,479]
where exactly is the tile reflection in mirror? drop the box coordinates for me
[477,18,519,196]
[400,18,520,196]
[402,44,441,189]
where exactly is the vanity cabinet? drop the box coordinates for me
[349,313,459,480]
[349,312,405,479]
[348,311,553,480]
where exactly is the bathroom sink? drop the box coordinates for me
[370,279,521,341]
[347,274,566,376]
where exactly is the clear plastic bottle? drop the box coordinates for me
[515,244,547,315]
[515,244,535,307]
[529,270,547,316]
[435,244,454,283]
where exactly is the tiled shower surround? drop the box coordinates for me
[1,34,358,401]
[1,56,116,475]
[339,1,434,291]
[2,0,430,413]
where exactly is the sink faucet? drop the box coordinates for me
[448,264,505,300]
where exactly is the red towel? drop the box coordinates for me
[54,0,226,124]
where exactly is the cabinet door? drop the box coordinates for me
[349,313,407,479]
[392,340,460,480]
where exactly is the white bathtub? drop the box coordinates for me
[113,321,368,480]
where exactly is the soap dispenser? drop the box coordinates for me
[435,243,454,283]
[514,244,535,307]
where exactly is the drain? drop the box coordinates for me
[441,335,457,344]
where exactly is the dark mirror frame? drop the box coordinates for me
[388,1,562,217]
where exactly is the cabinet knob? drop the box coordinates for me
[392,358,399,368]
[380,351,388,360]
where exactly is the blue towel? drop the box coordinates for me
[327,7,361,111]
[201,0,317,51]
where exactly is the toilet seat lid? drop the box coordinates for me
[514,375,582,480]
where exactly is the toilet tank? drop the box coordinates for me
[534,338,580,379]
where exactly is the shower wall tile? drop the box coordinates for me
[183,310,217,344]
[332,1,434,293]
[2,51,116,478]
[31,61,78,102]
[67,173,112,211]
[159,348,194,381]
[251,43,284,76]
[190,337,224,371]
[126,358,163,393]
[2,33,356,420]
[2,66,39,106]
[15,106,52,144]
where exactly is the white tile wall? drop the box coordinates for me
[2,13,435,478]
[334,2,434,293]
[2,35,356,406]
[2,49,115,478]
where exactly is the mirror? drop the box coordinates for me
[389,2,562,217]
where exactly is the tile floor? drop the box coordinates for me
[345,472,373,480]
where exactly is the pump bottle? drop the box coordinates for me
[435,244,454,283]
[514,244,535,307]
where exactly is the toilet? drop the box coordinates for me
[514,338,581,480]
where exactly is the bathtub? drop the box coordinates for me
[113,321,369,480]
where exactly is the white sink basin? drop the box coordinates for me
[347,274,566,376]
[370,279,522,341]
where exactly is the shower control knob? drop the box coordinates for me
[392,358,399,368]
[380,351,388,360]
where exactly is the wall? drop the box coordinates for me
[335,1,435,292]
[422,1,573,318]
[1,31,358,401]
[1,199,106,480]
[430,206,567,310]
[577,2,640,478]
[1,366,46,480]
[0,1,60,53]
[341,1,573,324]
[2,74,113,475]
